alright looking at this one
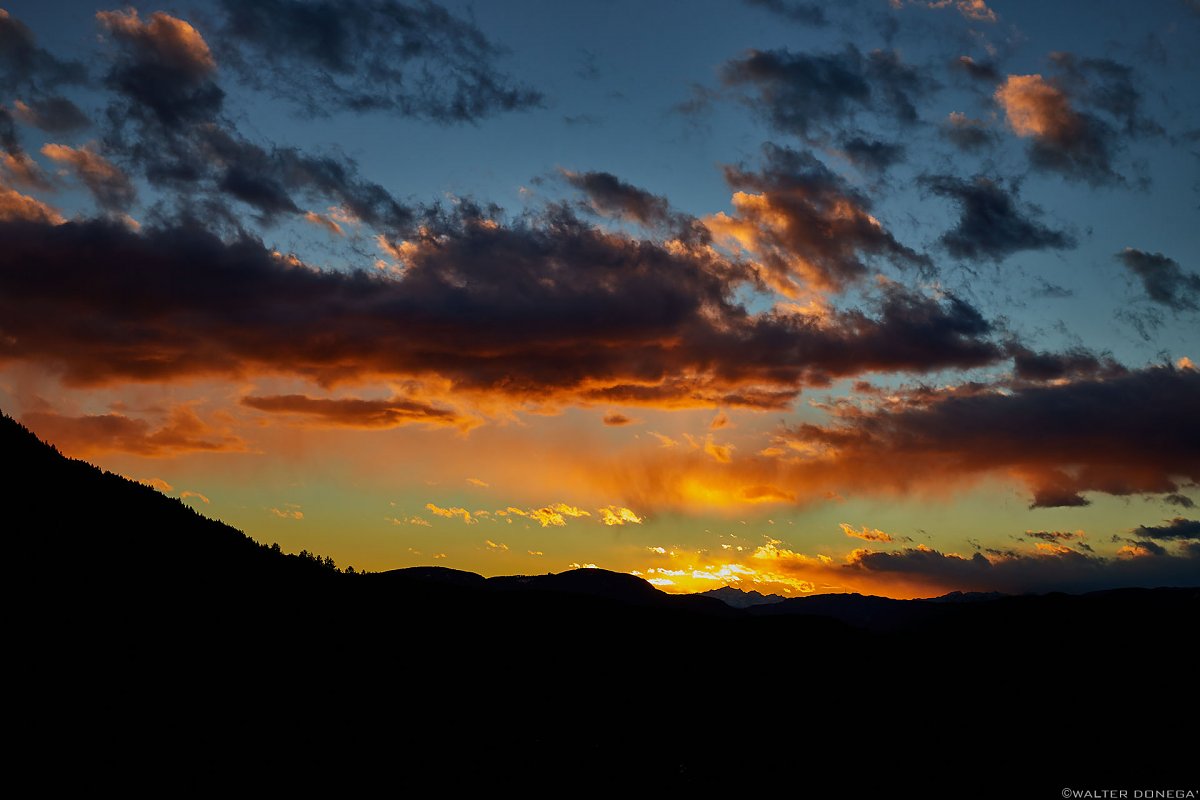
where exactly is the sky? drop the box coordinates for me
[1,0,1198,599]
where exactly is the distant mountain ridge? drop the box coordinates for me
[698,586,786,608]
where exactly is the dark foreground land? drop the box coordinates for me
[4,413,1196,793]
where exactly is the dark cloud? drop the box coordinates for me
[0,9,88,92]
[11,97,90,134]
[1116,248,1200,311]
[214,0,542,123]
[1008,346,1125,383]
[838,544,1198,594]
[1048,53,1162,138]
[98,9,225,130]
[953,55,999,83]
[561,170,672,228]
[602,412,636,427]
[921,175,1075,261]
[721,46,933,137]
[90,8,415,233]
[0,214,1003,409]
[241,394,467,429]
[742,0,828,26]
[1133,518,1200,541]
[941,113,998,152]
[1025,530,1083,542]
[1164,494,1196,509]
[1032,279,1073,299]
[713,144,931,294]
[779,365,1200,508]
[722,47,869,137]
[839,136,905,174]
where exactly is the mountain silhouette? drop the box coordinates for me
[699,586,786,608]
[4,411,1194,791]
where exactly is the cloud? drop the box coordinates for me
[12,97,90,134]
[751,539,1196,596]
[721,46,933,137]
[921,175,1075,261]
[953,56,999,83]
[1116,248,1200,312]
[709,411,730,430]
[526,503,591,527]
[742,0,827,26]
[708,144,931,294]
[466,477,489,487]
[97,9,215,76]
[900,1,997,22]
[213,0,542,123]
[941,112,998,152]
[98,9,223,130]
[603,412,637,427]
[0,215,1003,410]
[995,57,1156,185]
[703,435,734,463]
[561,169,673,228]
[303,210,344,237]
[840,523,893,542]
[1133,518,1200,541]
[599,506,644,526]
[22,406,243,457]
[41,143,136,212]
[241,394,468,429]
[776,365,1200,508]
[837,543,1197,595]
[426,503,476,524]
[180,490,210,504]
[137,477,174,493]
[0,182,63,224]
[390,515,430,526]
[0,9,88,93]
[838,136,905,174]
[485,539,509,551]
[271,505,303,520]
[1164,494,1196,509]
[1025,530,1084,543]
[1008,346,1125,383]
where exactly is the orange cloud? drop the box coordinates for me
[603,411,638,426]
[21,406,243,458]
[96,9,215,75]
[527,503,591,527]
[303,210,344,237]
[137,477,174,493]
[1,150,51,191]
[0,182,63,224]
[839,523,894,543]
[703,434,734,463]
[996,74,1075,140]
[426,503,476,524]
[485,539,509,551]
[598,506,643,526]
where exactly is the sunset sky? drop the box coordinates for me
[2,0,1198,598]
